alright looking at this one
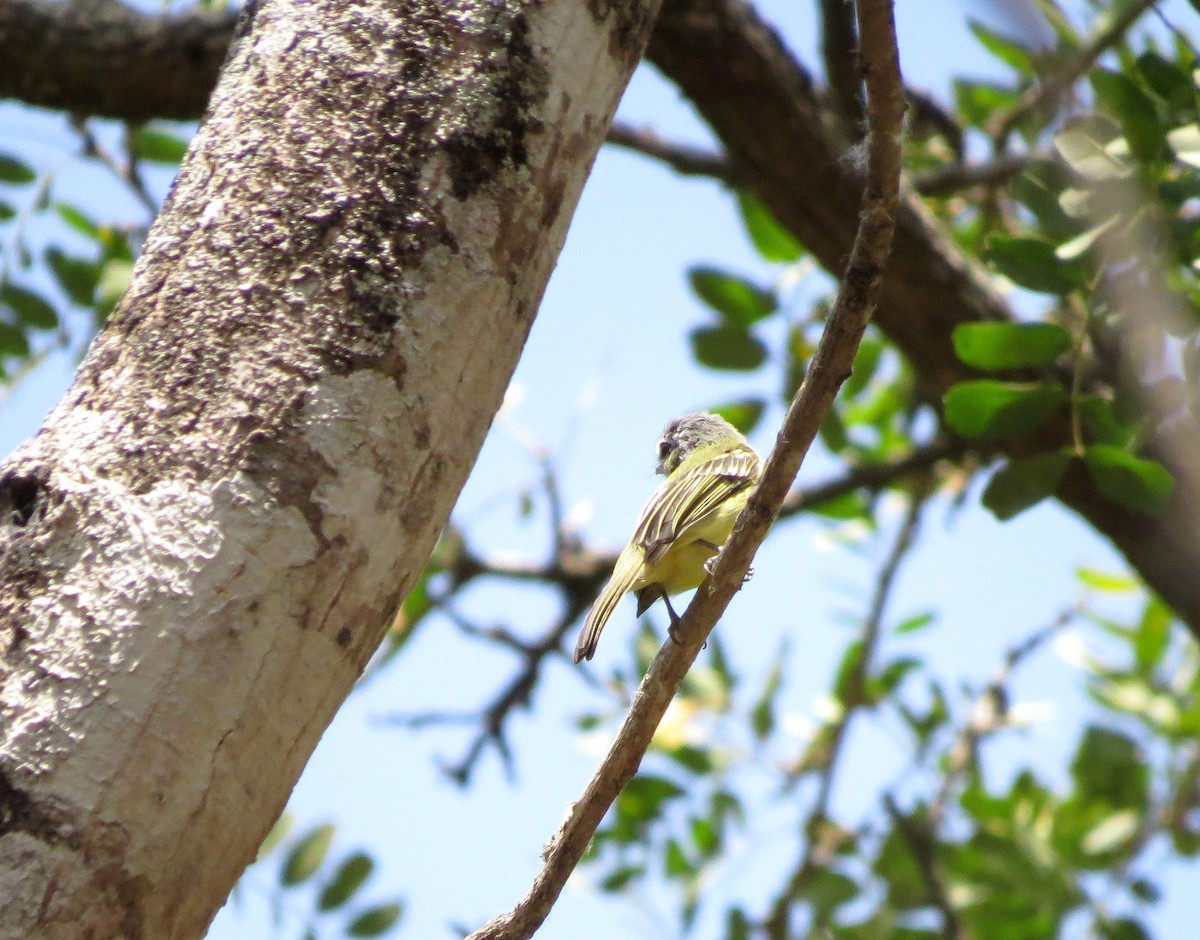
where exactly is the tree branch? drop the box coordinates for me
[988,0,1158,144]
[0,0,236,121]
[464,2,905,936]
[819,0,864,132]
[764,489,926,938]
[605,121,740,185]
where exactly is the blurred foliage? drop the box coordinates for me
[3,1,1200,939]
[234,815,404,939]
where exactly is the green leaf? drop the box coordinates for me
[1054,126,1131,180]
[1071,725,1148,808]
[617,775,685,827]
[944,380,1067,439]
[736,191,802,263]
[750,646,785,741]
[711,398,765,435]
[1077,395,1137,447]
[1101,918,1151,940]
[1083,445,1174,516]
[954,80,1019,129]
[0,200,15,222]
[982,452,1070,520]
[55,202,100,239]
[46,248,99,307]
[688,266,776,326]
[0,322,29,357]
[968,20,1035,74]
[1137,52,1194,109]
[663,744,714,774]
[796,867,858,920]
[600,864,643,891]
[1,283,58,329]
[690,325,768,371]
[952,322,1071,370]
[346,901,403,937]
[255,813,294,862]
[1134,595,1172,671]
[318,852,375,911]
[0,153,36,185]
[664,838,693,878]
[132,127,189,164]
[1090,69,1164,163]
[281,823,335,886]
[893,611,935,635]
[985,235,1087,294]
[1075,567,1138,592]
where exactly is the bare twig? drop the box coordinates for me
[464,3,906,936]
[882,794,965,940]
[913,154,1030,197]
[605,122,739,185]
[988,0,1158,144]
[930,606,1078,824]
[764,490,927,938]
[779,437,966,518]
[68,115,159,214]
[820,0,864,132]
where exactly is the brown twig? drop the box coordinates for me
[913,154,1031,197]
[820,0,864,133]
[463,2,905,936]
[778,437,966,518]
[882,794,965,940]
[763,489,927,938]
[988,0,1158,144]
[605,122,740,186]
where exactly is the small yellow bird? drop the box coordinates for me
[573,412,763,663]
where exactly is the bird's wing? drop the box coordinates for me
[633,446,760,567]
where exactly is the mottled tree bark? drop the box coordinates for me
[0,0,660,936]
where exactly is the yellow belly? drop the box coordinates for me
[634,495,744,596]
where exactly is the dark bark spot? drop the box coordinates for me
[336,626,352,647]
[586,0,658,64]
[442,11,549,200]
[0,467,48,527]
[0,768,64,844]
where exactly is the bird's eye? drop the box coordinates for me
[657,440,672,461]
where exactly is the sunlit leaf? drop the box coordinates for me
[944,380,1067,439]
[737,191,803,263]
[952,322,1072,370]
[281,823,335,886]
[688,266,777,326]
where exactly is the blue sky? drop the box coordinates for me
[3,1,1199,937]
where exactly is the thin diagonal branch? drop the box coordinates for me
[464,2,905,936]
[988,0,1158,143]
[764,489,927,938]
[605,122,740,185]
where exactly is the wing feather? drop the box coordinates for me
[633,446,760,566]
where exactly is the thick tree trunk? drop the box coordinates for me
[0,0,660,936]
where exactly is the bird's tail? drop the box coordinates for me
[574,549,642,663]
